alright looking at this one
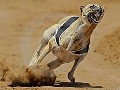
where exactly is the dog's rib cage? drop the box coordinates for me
[55,16,79,46]
[55,16,90,55]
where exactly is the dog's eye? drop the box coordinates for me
[102,9,104,12]
[90,6,94,9]
[95,9,103,14]
[90,5,96,9]
[99,9,103,14]
[95,10,99,13]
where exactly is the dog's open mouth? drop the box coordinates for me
[88,12,102,24]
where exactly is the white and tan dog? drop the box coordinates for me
[28,4,105,83]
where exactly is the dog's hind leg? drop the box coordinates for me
[28,43,51,66]
[34,24,59,57]
[47,58,62,70]
[28,24,59,66]
[35,37,48,56]
[32,37,48,60]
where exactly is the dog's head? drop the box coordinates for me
[80,4,105,24]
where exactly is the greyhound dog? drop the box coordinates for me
[28,4,105,83]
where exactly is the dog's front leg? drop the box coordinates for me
[68,55,86,83]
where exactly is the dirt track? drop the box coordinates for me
[0,0,120,90]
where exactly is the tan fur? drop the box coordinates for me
[28,4,104,83]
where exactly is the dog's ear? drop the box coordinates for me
[80,6,84,15]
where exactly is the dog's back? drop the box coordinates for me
[49,16,82,50]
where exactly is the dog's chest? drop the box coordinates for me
[60,23,79,47]
[49,16,88,49]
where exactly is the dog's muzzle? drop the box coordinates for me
[87,11,103,24]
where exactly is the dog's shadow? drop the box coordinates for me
[53,81,103,88]
[9,81,103,88]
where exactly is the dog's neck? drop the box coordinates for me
[78,17,97,38]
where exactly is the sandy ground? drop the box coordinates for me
[0,0,120,90]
